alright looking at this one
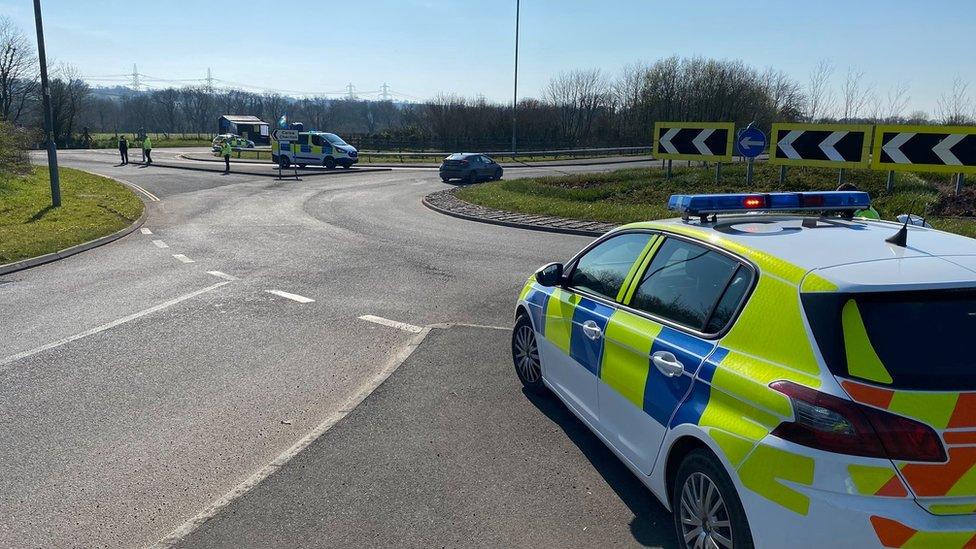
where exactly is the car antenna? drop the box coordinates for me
[885,199,916,248]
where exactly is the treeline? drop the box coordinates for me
[3,17,973,150]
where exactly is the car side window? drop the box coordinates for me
[568,233,653,301]
[298,134,309,145]
[630,238,747,332]
[311,135,322,146]
[482,156,493,164]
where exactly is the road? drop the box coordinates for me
[1,148,674,548]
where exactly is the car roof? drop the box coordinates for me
[624,215,976,293]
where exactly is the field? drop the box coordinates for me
[86,133,213,149]
[456,162,976,238]
[0,167,144,264]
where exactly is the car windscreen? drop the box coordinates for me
[324,133,348,146]
[802,289,976,390]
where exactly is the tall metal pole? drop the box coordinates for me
[510,0,520,159]
[33,0,60,207]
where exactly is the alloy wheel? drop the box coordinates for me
[679,472,734,549]
[513,324,541,383]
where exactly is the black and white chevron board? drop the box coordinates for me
[769,124,873,168]
[653,123,734,161]
[872,125,976,174]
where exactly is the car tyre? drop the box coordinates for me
[512,314,546,395]
[465,170,477,184]
[324,157,337,170]
[672,449,754,549]
[441,177,451,183]
[493,168,503,180]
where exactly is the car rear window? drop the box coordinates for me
[802,289,976,390]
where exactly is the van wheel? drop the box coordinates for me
[324,157,337,170]
[673,449,754,549]
[279,157,291,169]
[512,314,546,395]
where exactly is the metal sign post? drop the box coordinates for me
[271,129,301,181]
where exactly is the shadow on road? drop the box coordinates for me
[523,389,678,549]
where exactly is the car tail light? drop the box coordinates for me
[770,381,946,463]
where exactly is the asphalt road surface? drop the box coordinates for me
[1,149,674,548]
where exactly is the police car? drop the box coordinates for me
[211,133,254,152]
[513,192,976,548]
[272,131,358,169]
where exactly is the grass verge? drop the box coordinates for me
[0,167,144,265]
[456,163,976,238]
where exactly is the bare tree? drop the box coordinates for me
[0,16,38,123]
[806,60,835,121]
[937,77,973,125]
[544,69,611,144]
[840,67,873,121]
[761,67,805,120]
[48,64,90,145]
[883,81,911,122]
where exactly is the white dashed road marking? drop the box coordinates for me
[140,228,153,235]
[173,254,194,263]
[265,290,315,304]
[0,282,231,369]
[207,271,238,281]
[359,315,424,333]
[152,240,169,249]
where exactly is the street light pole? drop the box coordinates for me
[510,0,520,159]
[33,0,60,207]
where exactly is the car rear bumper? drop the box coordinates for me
[439,168,470,178]
[737,438,976,548]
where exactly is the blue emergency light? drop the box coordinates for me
[668,191,871,216]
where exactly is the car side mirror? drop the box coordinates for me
[535,262,564,287]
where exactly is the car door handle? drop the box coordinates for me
[652,351,685,378]
[581,320,603,341]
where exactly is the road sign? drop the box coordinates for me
[872,125,976,174]
[769,124,873,168]
[272,129,299,142]
[736,127,767,158]
[653,122,734,161]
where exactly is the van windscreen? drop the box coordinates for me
[802,289,976,390]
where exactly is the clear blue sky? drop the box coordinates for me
[2,0,973,114]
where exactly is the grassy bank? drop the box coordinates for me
[456,163,976,238]
[0,167,144,265]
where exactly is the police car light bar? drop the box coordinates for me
[668,191,871,216]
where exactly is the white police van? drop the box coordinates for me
[272,131,359,169]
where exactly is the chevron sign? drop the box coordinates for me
[872,125,976,174]
[769,124,873,168]
[653,122,734,161]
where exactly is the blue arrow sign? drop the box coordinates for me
[737,127,767,158]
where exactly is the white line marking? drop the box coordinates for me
[172,254,194,263]
[152,240,169,249]
[130,183,161,202]
[266,290,315,304]
[152,326,434,548]
[359,314,423,333]
[140,228,153,235]
[207,271,238,281]
[84,170,160,201]
[0,282,231,369]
